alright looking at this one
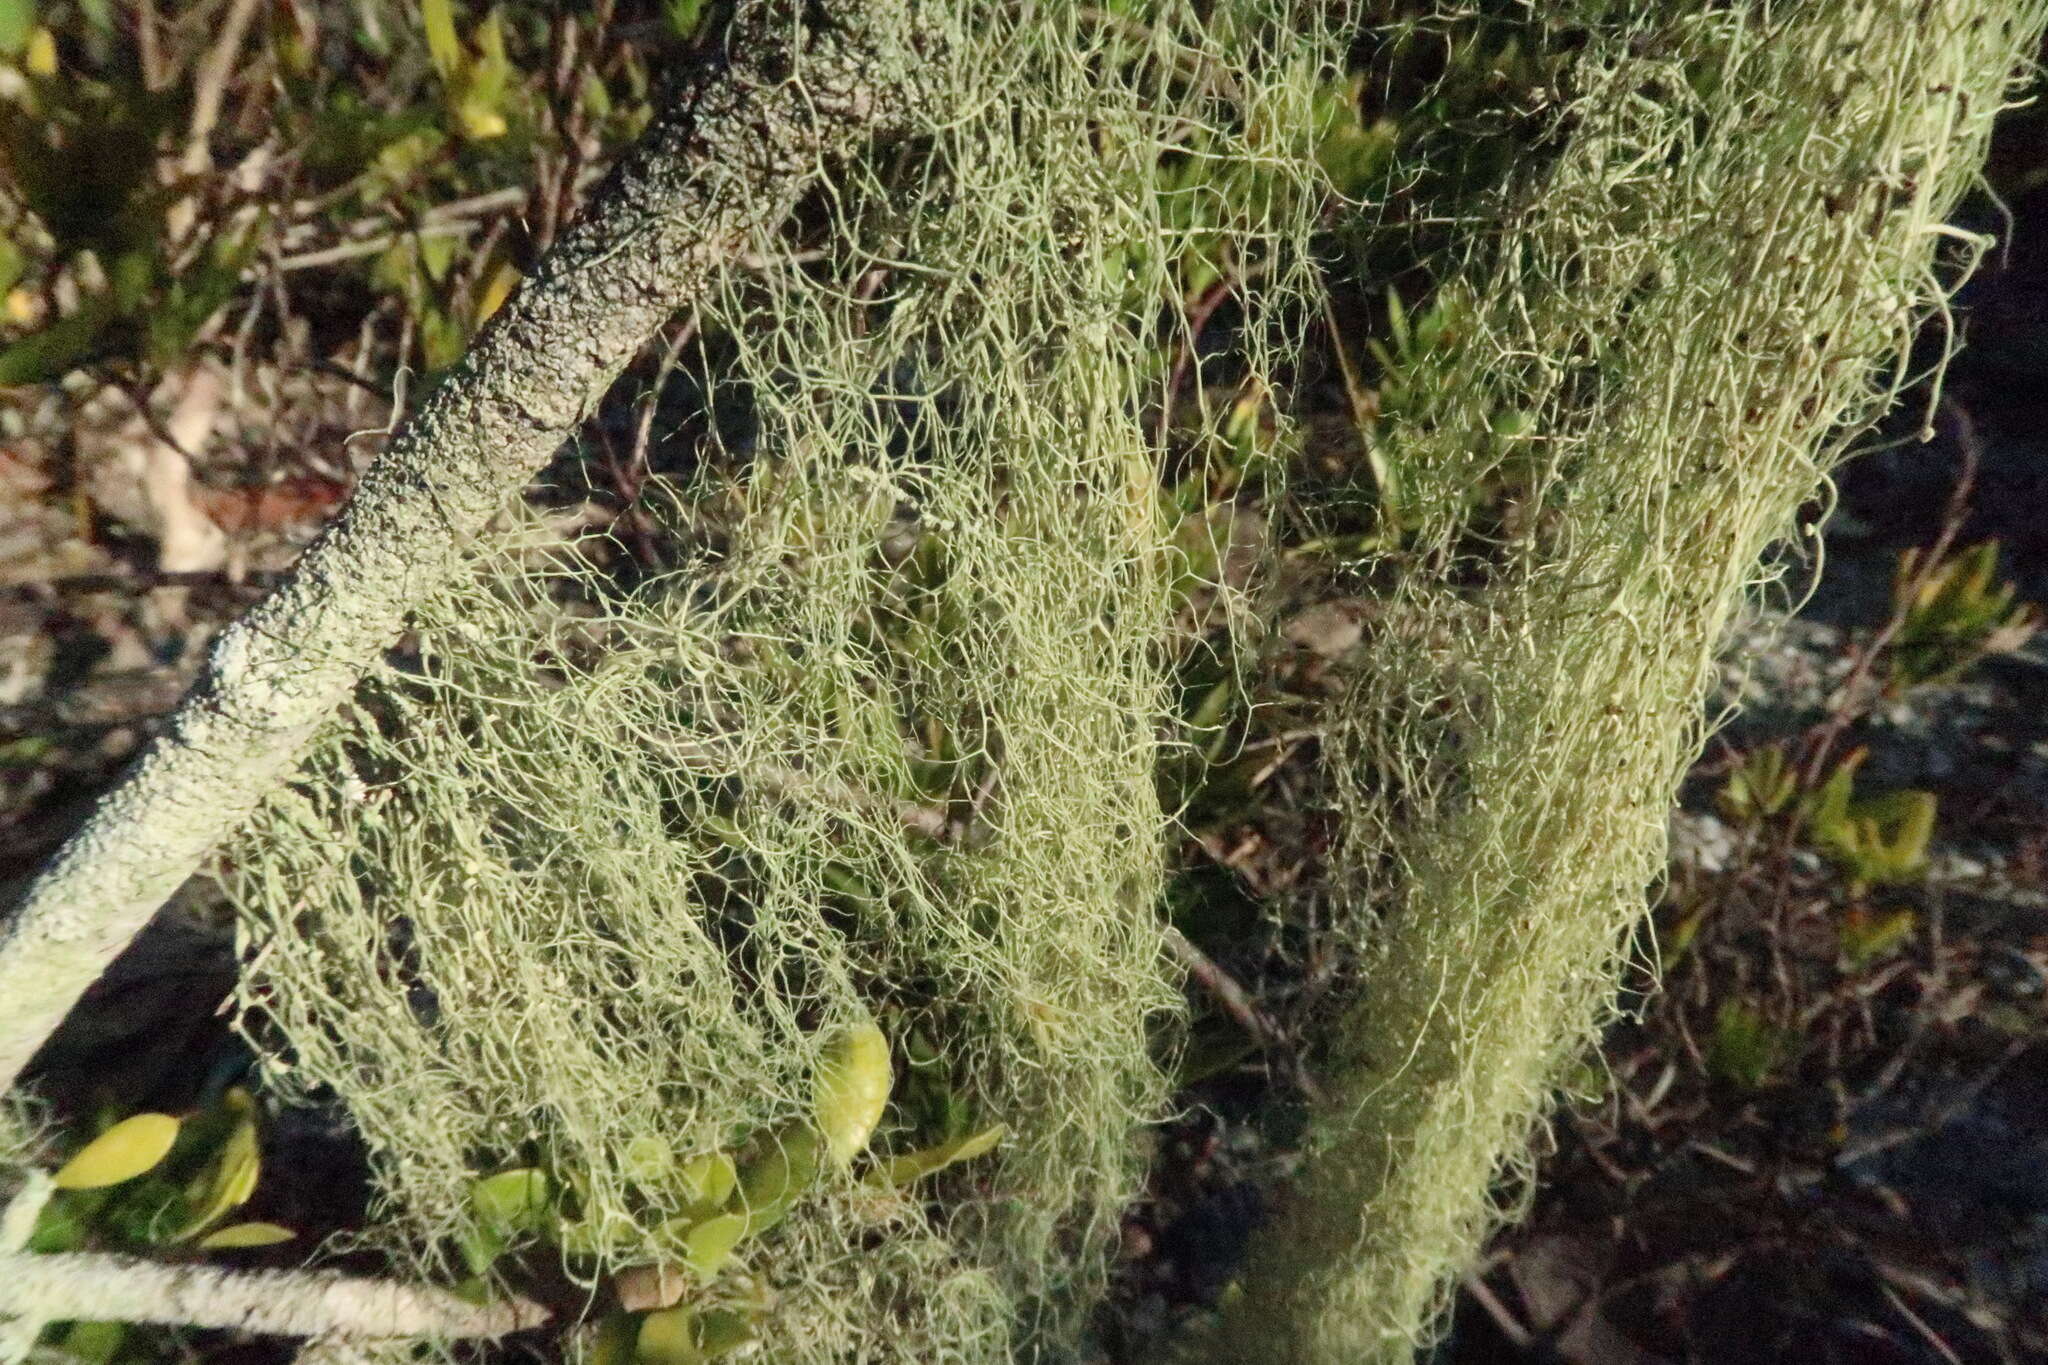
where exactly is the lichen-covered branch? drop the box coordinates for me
[1218,2,2048,1359]
[0,0,931,1092]
[0,1251,545,1339]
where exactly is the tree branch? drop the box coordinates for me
[0,1251,545,1340]
[0,0,933,1093]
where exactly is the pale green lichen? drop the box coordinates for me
[225,2,1347,1358]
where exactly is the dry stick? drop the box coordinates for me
[165,0,264,246]
[0,0,932,1096]
[0,1171,53,1365]
[0,1251,545,1340]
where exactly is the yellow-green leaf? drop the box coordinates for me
[0,0,35,59]
[680,1211,748,1278]
[57,1322,123,1365]
[21,22,52,76]
[695,1309,757,1359]
[175,1091,260,1240]
[198,1221,296,1249]
[731,1125,819,1235]
[52,1113,179,1190]
[474,260,520,323]
[421,0,464,80]
[636,1306,705,1365]
[588,1311,638,1365]
[469,1167,554,1234]
[677,1151,736,1209]
[453,97,508,141]
[876,1124,1008,1187]
[812,1018,891,1166]
[623,1134,673,1184]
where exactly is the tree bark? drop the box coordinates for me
[0,1251,545,1338]
[0,0,931,1093]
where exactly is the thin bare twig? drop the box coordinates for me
[1797,397,1982,793]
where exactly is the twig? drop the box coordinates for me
[0,1171,53,1365]
[1155,275,1237,457]
[166,0,263,246]
[1878,1281,1964,1365]
[275,222,489,274]
[0,0,937,1095]
[2,570,284,601]
[1796,397,1981,793]
[1161,925,1320,1100]
[0,1251,545,1340]
[1459,1268,1534,1351]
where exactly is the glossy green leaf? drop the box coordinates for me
[52,1113,179,1190]
[876,1124,1008,1187]
[198,1220,296,1249]
[812,1017,891,1166]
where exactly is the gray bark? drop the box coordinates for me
[0,1251,545,1338]
[0,0,931,1092]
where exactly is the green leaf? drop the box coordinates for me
[1707,1000,1784,1089]
[469,1167,555,1235]
[677,1150,737,1209]
[1889,541,2041,690]
[679,1211,747,1277]
[0,298,112,386]
[637,1307,706,1365]
[174,1089,260,1241]
[0,0,35,59]
[1719,743,1797,822]
[421,0,464,81]
[28,1187,101,1251]
[730,1125,818,1235]
[812,1017,891,1166]
[623,1134,674,1184]
[695,1310,758,1359]
[53,1113,180,1190]
[876,1124,1008,1187]
[198,1220,296,1249]
[1839,906,1917,970]
[455,1223,507,1276]
[664,0,711,39]
[57,1322,124,1365]
[580,68,612,120]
